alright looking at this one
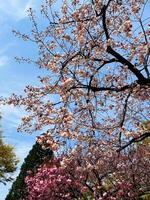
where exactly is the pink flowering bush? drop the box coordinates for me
[25,156,89,200]
[25,144,150,200]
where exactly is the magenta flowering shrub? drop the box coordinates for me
[25,145,150,200]
[25,156,88,200]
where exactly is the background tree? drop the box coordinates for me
[6,142,53,200]
[0,116,18,185]
[3,0,150,199]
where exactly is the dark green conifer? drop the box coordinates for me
[6,142,53,200]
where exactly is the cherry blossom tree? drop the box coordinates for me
[2,0,150,199]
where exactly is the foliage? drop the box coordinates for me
[0,138,18,184]
[5,142,53,200]
[2,0,150,199]
[0,115,18,185]
[139,193,150,200]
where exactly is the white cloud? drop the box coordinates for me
[0,42,15,68]
[0,105,25,129]
[0,0,40,21]
[0,55,9,67]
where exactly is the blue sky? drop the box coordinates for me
[0,1,46,199]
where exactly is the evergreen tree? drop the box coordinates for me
[6,142,53,200]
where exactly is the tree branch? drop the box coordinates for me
[117,132,150,152]
[118,92,131,145]
[81,84,131,92]
[101,0,149,84]
[107,46,148,84]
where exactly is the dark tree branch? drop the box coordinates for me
[93,58,118,68]
[61,52,80,70]
[102,5,109,40]
[100,0,149,85]
[82,83,132,92]
[86,58,119,101]
[119,93,131,127]
[117,132,150,152]
[107,46,148,84]
[118,92,131,145]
